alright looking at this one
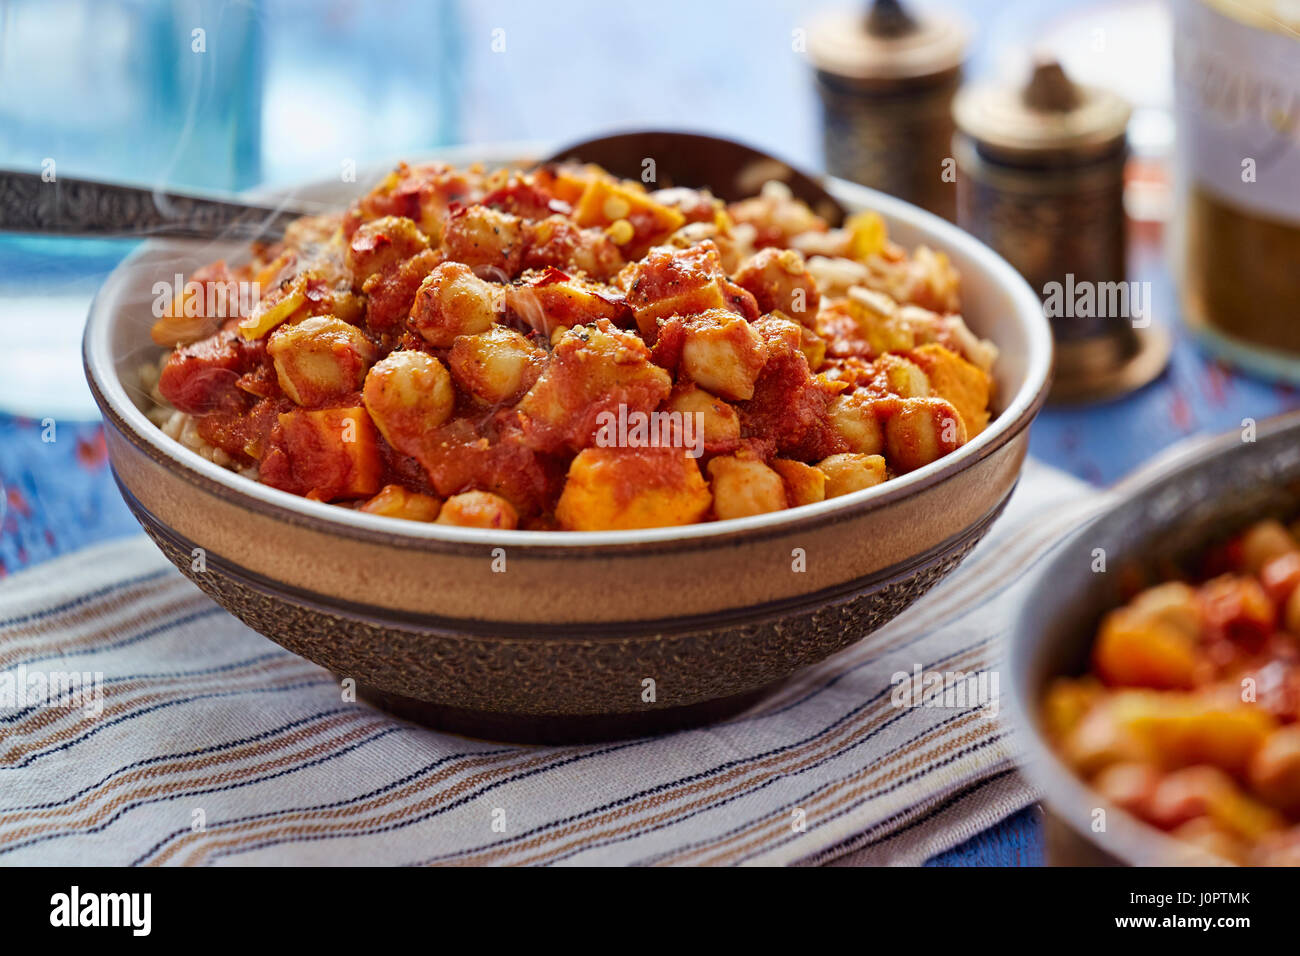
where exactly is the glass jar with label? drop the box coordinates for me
[1172,0,1300,380]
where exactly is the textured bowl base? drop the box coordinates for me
[120,476,1012,742]
[352,680,778,744]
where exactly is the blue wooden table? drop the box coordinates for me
[3,0,1297,866]
[5,231,1294,871]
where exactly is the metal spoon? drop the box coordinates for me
[0,132,845,241]
[0,168,327,240]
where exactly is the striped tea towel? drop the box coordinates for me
[0,458,1100,866]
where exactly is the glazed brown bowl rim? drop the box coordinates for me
[83,143,1052,554]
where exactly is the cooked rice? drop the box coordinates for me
[141,352,258,479]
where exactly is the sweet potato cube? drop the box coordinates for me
[771,458,826,507]
[1092,606,1201,690]
[1040,676,1103,744]
[909,344,992,437]
[621,243,733,338]
[1071,690,1277,779]
[556,446,711,531]
[275,407,382,501]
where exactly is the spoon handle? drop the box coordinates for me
[0,169,328,240]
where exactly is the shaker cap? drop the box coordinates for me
[807,0,969,82]
[953,58,1131,160]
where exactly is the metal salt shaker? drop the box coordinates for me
[953,59,1170,403]
[807,0,969,221]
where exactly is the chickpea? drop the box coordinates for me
[1149,765,1284,843]
[1169,818,1249,865]
[707,454,788,521]
[359,484,442,522]
[440,205,526,276]
[345,215,429,283]
[409,261,501,348]
[664,384,740,446]
[817,453,887,498]
[1092,762,1160,816]
[1241,520,1299,575]
[680,309,766,401]
[884,397,967,473]
[436,490,519,529]
[1250,725,1300,815]
[828,392,884,455]
[1127,582,1202,641]
[267,316,377,407]
[362,350,454,453]
[873,353,931,398]
[448,326,545,406]
[1061,700,1150,777]
[732,247,820,324]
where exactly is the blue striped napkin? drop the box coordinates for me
[0,459,1098,866]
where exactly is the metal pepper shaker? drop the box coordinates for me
[807,0,969,221]
[953,59,1170,403]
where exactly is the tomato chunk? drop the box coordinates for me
[261,407,382,501]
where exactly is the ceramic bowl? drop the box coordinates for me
[84,145,1052,742]
[1008,410,1300,865]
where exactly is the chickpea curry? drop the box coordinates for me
[145,161,997,531]
[1045,518,1300,865]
